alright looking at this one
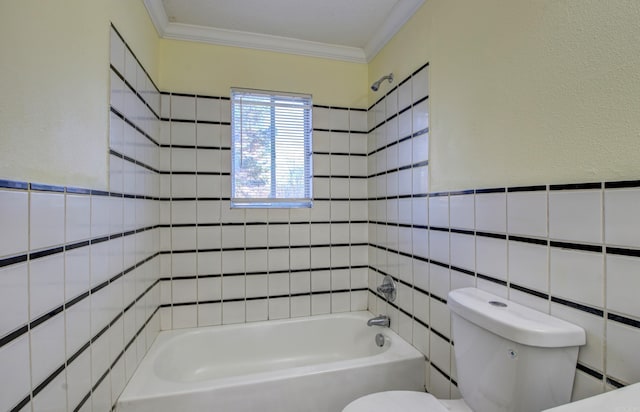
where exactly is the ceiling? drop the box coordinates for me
[143,0,425,63]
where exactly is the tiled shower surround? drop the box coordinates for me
[1,25,640,412]
[366,64,640,401]
[0,27,161,412]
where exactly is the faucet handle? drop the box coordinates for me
[376,275,396,302]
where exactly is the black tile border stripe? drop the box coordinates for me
[550,296,604,317]
[576,363,604,380]
[509,283,549,300]
[604,180,640,189]
[606,246,640,258]
[507,185,547,192]
[0,179,28,190]
[606,376,626,388]
[608,313,640,329]
[550,182,602,191]
[163,288,368,308]
[0,246,161,349]
[550,241,603,253]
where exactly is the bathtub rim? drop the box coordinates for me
[117,310,425,404]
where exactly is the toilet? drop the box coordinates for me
[344,287,586,412]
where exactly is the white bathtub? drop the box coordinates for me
[116,311,425,412]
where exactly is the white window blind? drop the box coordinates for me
[231,88,313,208]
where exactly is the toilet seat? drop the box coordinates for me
[343,391,449,412]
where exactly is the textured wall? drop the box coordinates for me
[369,0,640,191]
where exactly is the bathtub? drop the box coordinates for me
[116,311,425,412]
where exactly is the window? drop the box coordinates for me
[231,88,313,208]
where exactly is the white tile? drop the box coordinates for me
[550,302,604,369]
[171,122,196,146]
[312,106,329,130]
[430,298,451,338]
[91,194,110,238]
[30,191,65,250]
[222,275,245,299]
[198,302,222,326]
[449,194,474,230]
[245,249,268,273]
[170,95,196,120]
[0,263,28,337]
[476,236,507,280]
[196,123,222,148]
[428,195,449,227]
[91,372,112,412]
[65,193,91,243]
[605,187,640,248]
[65,297,91,355]
[507,189,548,238]
[246,299,268,322]
[291,295,311,317]
[29,253,65,319]
[172,304,197,329]
[171,147,196,172]
[550,248,604,307]
[311,294,330,315]
[606,320,640,383]
[222,300,245,324]
[32,368,67,412]
[475,191,506,233]
[196,96,221,122]
[172,278,197,303]
[508,240,549,292]
[349,110,368,133]
[450,233,475,272]
[269,297,290,319]
[0,334,31,412]
[429,230,449,265]
[549,189,602,243]
[570,369,604,403]
[412,100,429,133]
[30,312,65,387]
[246,274,267,298]
[66,349,92,411]
[606,253,640,316]
[329,108,349,131]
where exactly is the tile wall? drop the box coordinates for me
[157,92,371,328]
[367,63,640,401]
[2,23,639,412]
[0,26,161,412]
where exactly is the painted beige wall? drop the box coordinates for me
[370,0,640,192]
[0,0,159,189]
[159,39,368,108]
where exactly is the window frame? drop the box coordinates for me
[230,88,313,209]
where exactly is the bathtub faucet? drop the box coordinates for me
[367,314,390,327]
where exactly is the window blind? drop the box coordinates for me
[231,88,313,208]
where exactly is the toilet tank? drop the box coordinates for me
[447,288,586,412]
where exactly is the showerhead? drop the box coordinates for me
[371,73,394,92]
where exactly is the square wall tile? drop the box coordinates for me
[606,253,640,316]
[0,334,31,412]
[30,191,65,250]
[508,240,549,292]
[507,189,548,238]
[550,248,603,308]
[475,191,506,233]
[0,263,28,338]
[549,189,602,244]
[606,320,640,383]
[605,187,640,248]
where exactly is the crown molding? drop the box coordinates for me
[143,0,425,64]
[364,0,426,61]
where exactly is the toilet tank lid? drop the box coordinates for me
[447,288,586,348]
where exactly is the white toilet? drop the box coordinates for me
[344,287,586,412]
